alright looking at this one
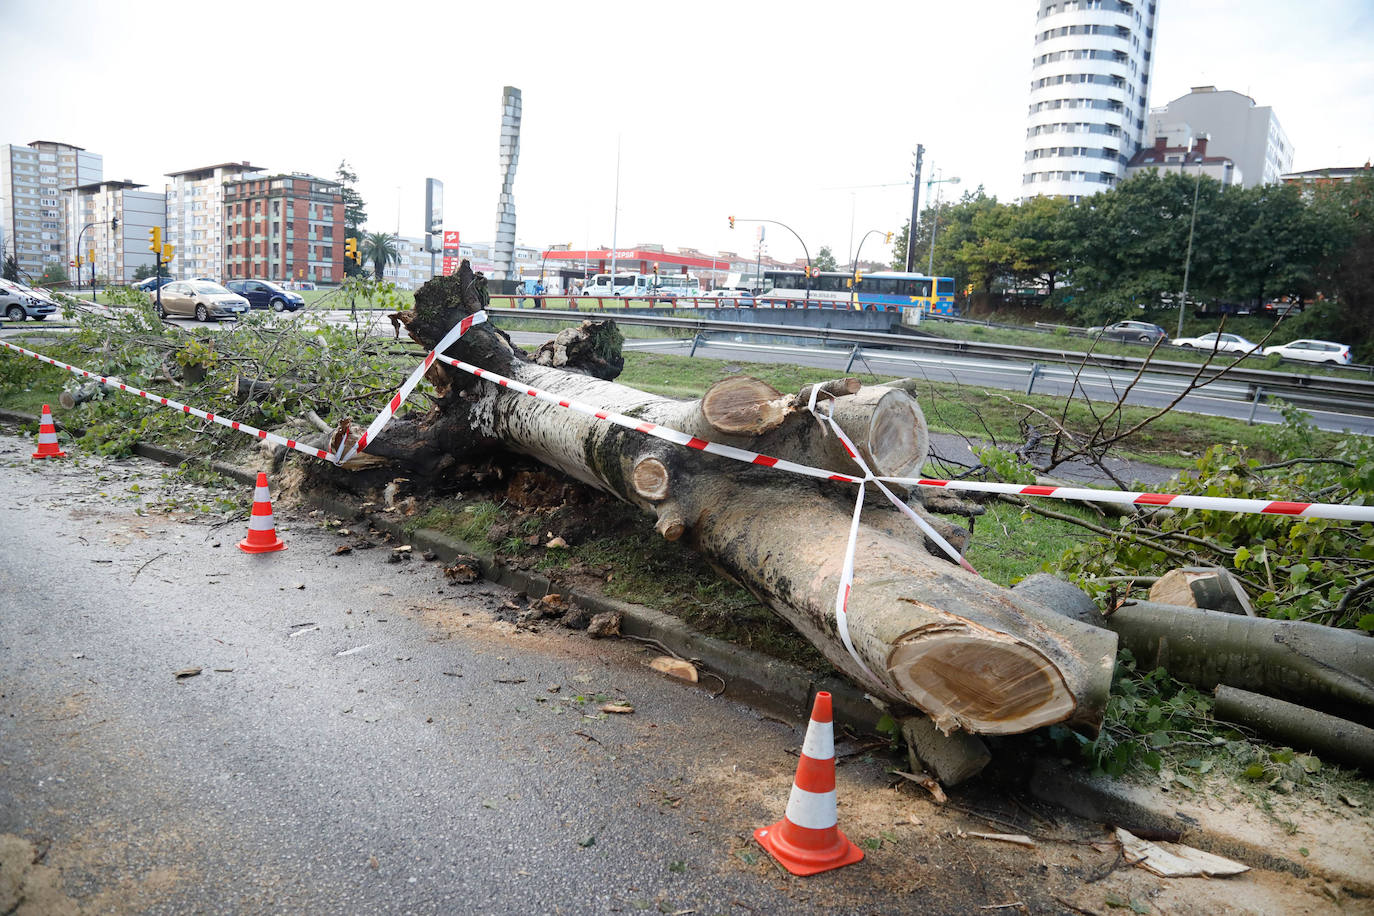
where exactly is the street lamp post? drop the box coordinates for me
[849,229,890,308]
[925,169,961,277]
[730,217,812,304]
[75,222,96,302]
[1177,140,1205,340]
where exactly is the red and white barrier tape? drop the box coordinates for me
[883,477,1374,524]
[0,340,339,463]
[342,311,486,462]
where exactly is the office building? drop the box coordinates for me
[1023,0,1159,200]
[69,180,165,284]
[165,161,263,280]
[1147,87,1292,188]
[1,140,102,280]
[223,173,344,284]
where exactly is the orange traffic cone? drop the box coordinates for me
[238,472,286,553]
[754,691,864,876]
[31,404,67,459]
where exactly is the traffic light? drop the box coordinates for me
[884,231,893,244]
[162,243,175,262]
[75,255,83,268]
[728,216,735,229]
[148,226,162,253]
[854,270,864,284]
[345,237,359,263]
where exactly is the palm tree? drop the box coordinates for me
[360,231,401,280]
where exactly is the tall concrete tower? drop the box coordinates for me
[493,86,521,281]
[1022,0,1159,201]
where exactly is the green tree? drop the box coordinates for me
[361,232,401,281]
[132,262,172,281]
[39,261,68,287]
[2,254,18,283]
[338,160,369,279]
[813,246,837,272]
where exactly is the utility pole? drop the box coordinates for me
[904,145,924,273]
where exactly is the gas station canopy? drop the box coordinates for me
[541,249,729,274]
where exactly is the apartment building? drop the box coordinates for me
[1125,136,1242,186]
[385,236,438,290]
[223,173,344,284]
[1023,0,1159,200]
[1,140,102,280]
[165,161,262,280]
[69,180,165,284]
[1147,87,1293,188]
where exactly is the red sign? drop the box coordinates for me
[442,230,461,250]
[441,256,460,276]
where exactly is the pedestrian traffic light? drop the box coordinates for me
[148,226,162,253]
[728,216,735,229]
[162,243,175,262]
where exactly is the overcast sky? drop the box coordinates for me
[2,0,1371,264]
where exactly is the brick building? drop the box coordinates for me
[222,172,343,283]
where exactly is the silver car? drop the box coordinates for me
[153,280,249,321]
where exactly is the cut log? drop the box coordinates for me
[1094,599,1372,719]
[901,715,991,786]
[327,263,1118,736]
[1213,685,1374,773]
[1148,567,1253,616]
[59,380,108,409]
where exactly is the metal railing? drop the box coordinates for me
[487,306,1374,417]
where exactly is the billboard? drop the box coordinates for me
[442,230,461,251]
[441,256,461,276]
[424,178,443,252]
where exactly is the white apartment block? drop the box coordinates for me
[385,237,541,289]
[1,140,102,280]
[165,161,262,280]
[70,180,165,284]
[388,236,437,290]
[1147,87,1293,188]
[1023,0,1159,200]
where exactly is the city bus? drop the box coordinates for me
[759,270,957,319]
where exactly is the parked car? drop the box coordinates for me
[1262,339,1352,365]
[1087,320,1169,344]
[136,276,176,293]
[224,279,305,312]
[153,280,249,321]
[0,278,57,321]
[700,288,755,305]
[1170,332,1258,354]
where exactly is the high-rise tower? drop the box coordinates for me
[1023,0,1159,200]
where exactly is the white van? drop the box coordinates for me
[581,273,654,298]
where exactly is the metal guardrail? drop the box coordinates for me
[487,306,1374,416]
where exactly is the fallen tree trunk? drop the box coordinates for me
[1213,685,1374,773]
[1016,575,1374,720]
[329,264,1118,736]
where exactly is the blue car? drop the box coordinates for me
[224,279,305,312]
[136,276,176,293]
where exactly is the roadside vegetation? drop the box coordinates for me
[1,295,1369,809]
[893,170,1374,363]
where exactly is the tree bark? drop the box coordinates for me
[329,264,1118,736]
[1213,685,1374,773]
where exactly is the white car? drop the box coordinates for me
[0,278,58,321]
[1171,332,1258,354]
[1262,339,1352,365]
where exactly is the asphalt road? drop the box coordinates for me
[0,438,1331,914]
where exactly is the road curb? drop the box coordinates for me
[1,410,1365,893]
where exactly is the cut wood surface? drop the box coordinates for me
[1148,566,1253,616]
[328,264,1119,736]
